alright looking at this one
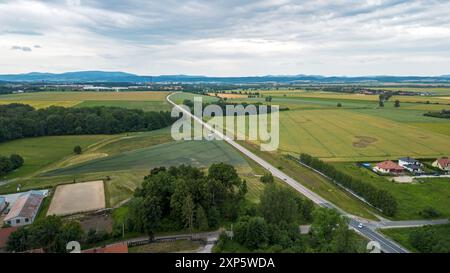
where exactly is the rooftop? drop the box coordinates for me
[4,191,44,222]
[82,243,128,253]
[404,164,421,170]
[376,160,404,171]
[437,157,450,167]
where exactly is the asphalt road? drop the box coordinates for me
[166,93,432,253]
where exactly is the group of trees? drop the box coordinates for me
[0,154,24,177]
[7,216,84,253]
[125,164,248,238]
[182,99,289,116]
[409,225,450,253]
[260,172,274,184]
[216,184,362,253]
[299,153,397,216]
[424,109,450,119]
[0,103,175,143]
[378,92,393,107]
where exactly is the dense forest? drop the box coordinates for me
[299,153,397,216]
[0,103,175,143]
[0,154,24,177]
[125,164,248,237]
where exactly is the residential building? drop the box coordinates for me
[374,161,404,175]
[433,157,450,172]
[3,191,45,227]
[398,157,422,167]
[398,157,423,174]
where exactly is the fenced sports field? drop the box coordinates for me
[47,180,106,216]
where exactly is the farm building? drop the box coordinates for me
[432,157,450,172]
[398,157,423,174]
[374,161,404,175]
[0,227,18,252]
[0,197,6,212]
[3,191,45,227]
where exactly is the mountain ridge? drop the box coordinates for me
[1,71,450,83]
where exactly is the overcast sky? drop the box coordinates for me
[1,0,450,76]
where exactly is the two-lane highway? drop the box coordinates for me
[167,93,409,253]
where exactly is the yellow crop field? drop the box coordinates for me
[0,100,81,108]
[0,91,170,102]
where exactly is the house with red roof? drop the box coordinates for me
[374,160,404,175]
[432,157,450,172]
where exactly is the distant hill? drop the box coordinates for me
[1,71,450,84]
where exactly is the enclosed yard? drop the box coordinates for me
[47,180,106,216]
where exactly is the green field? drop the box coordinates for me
[0,135,113,179]
[44,140,248,176]
[380,224,450,253]
[333,163,450,220]
[74,100,171,111]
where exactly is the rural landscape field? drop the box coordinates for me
[1,87,448,255]
[1,0,449,263]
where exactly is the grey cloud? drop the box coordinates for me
[1,0,450,75]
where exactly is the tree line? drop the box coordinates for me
[182,99,289,115]
[215,184,364,253]
[0,154,24,177]
[125,164,248,238]
[299,153,397,216]
[0,103,175,143]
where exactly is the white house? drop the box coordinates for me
[398,157,422,167]
[3,191,44,227]
[398,157,423,174]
